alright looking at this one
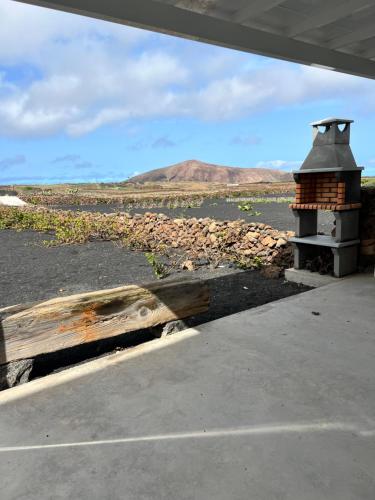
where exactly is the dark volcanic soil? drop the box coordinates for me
[53,197,335,233]
[0,230,308,319]
[0,228,309,381]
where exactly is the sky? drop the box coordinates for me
[1,0,375,185]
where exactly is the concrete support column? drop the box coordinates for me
[334,210,359,243]
[331,246,358,277]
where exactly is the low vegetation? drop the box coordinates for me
[362,177,375,187]
[145,252,169,279]
[241,196,294,204]
[237,202,261,216]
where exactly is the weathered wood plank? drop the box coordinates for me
[0,279,209,364]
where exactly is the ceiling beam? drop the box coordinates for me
[232,0,285,24]
[12,0,375,79]
[329,20,375,49]
[359,46,375,60]
[288,0,373,37]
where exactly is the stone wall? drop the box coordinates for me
[125,212,294,270]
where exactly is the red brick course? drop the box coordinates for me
[289,203,361,211]
[293,173,356,209]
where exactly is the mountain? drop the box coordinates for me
[129,160,292,184]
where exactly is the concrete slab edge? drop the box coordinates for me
[0,328,201,405]
[285,268,346,288]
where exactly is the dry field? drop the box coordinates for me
[2,180,295,205]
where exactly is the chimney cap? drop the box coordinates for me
[310,117,353,126]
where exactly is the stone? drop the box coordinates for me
[208,222,217,233]
[162,320,187,336]
[260,265,283,279]
[181,260,195,271]
[196,258,209,266]
[261,236,277,248]
[246,231,260,239]
[276,238,287,248]
[0,359,34,390]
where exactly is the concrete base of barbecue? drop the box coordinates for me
[290,235,359,277]
[285,268,345,288]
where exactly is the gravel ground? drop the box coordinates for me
[53,197,335,233]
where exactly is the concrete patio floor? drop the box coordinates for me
[0,274,374,499]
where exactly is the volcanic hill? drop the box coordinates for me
[130,160,292,184]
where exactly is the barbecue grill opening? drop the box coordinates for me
[299,246,334,275]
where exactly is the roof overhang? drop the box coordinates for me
[12,0,375,80]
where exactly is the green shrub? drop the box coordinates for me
[237,202,261,216]
[145,252,168,279]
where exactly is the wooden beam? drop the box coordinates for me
[288,0,373,37]
[232,0,285,24]
[0,279,209,364]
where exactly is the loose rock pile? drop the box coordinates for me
[121,212,294,269]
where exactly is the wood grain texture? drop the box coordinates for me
[0,279,209,364]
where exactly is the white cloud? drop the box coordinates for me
[152,136,176,148]
[0,154,26,170]
[231,134,262,146]
[256,160,302,171]
[0,0,374,138]
[0,1,148,63]
[52,154,80,163]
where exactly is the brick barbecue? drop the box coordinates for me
[289,118,363,277]
[290,172,361,211]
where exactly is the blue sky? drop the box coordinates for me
[1,0,375,185]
